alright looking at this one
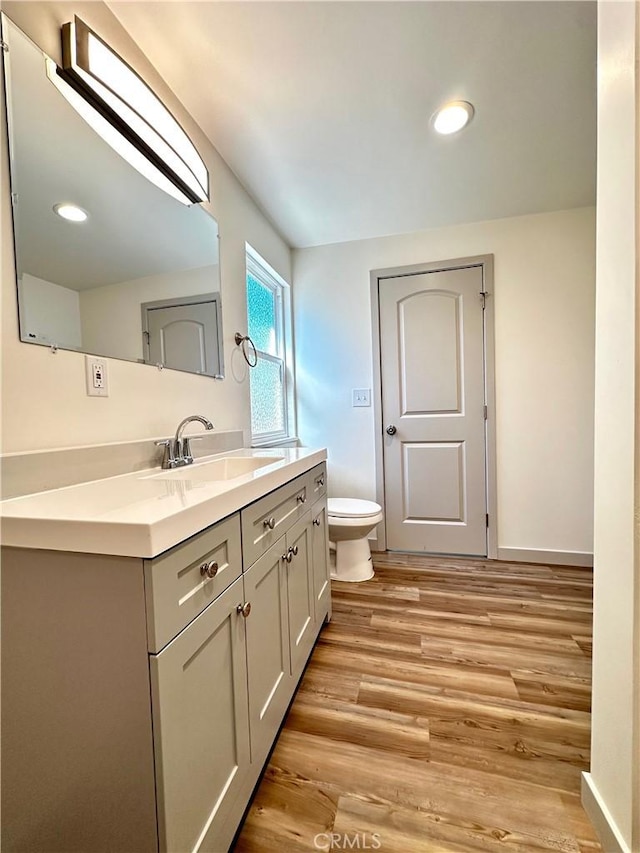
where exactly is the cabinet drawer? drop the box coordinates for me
[144,513,242,653]
[306,463,327,504]
[241,474,309,568]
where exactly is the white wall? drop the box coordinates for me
[79,265,219,362]
[585,2,639,851]
[18,273,81,350]
[1,1,290,452]
[294,206,596,555]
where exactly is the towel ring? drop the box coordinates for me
[234,332,258,368]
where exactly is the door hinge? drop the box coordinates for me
[479,291,487,309]
[1,40,9,54]
[483,405,488,420]
[10,192,17,207]
[486,513,489,527]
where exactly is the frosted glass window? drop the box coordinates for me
[246,251,291,442]
[247,273,277,355]
[250,357,285,436]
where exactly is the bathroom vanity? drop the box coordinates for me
[1,447,330,852]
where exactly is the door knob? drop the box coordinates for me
[386,425,397,436]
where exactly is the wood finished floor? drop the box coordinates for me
[234,553,601,853]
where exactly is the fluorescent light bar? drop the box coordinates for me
[46,58,194,205]
[57,16,208,205]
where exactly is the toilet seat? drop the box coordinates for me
[327,498,382,519]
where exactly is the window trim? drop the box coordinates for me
[246,246,296,446]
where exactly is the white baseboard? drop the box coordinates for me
[497,547,593,567]
[581,773,630,853]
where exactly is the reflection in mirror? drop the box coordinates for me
[2,14,224,378]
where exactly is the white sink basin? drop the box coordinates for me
[143,455,284,483]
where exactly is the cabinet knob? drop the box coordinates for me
[289,545,299,557]
[282,551,293,563]
[297,493,306,504]
[263,516,276,530]
[316,477,325,487]
[313,517,321,527]
[237,602,251,618]
[200,560,219,579]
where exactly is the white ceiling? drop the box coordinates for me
[109,1,596,249]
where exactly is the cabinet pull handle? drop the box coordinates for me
[237,602,252,618]
[313,517,321,526]
[263,516,276,530]
[297,493,306,504]
[316,477,325,487]
[289,545,299,557]
[200,560,219,579]
[282,551,293,563]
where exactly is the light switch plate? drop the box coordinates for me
[352,388,371,407]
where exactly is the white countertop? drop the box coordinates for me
[0,447,326,558]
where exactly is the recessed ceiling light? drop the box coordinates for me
[433,101,474,135]
[53,202,89,222]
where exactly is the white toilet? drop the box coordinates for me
[327,498,383,582]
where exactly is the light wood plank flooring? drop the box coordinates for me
[234,553,601,852]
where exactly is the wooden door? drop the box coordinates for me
[285,512,316,676]
[243,541,292,765]
[310,500,330,621]
[150,576,250,853]
[380,264,487,555]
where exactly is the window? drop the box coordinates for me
[246,248,294,444]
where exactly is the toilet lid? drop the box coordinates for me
[327,498,382,519]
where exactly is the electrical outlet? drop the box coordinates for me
[85,355,109,397]
[352,388,371,407]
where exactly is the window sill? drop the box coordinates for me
[251,436,300,449]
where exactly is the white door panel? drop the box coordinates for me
[402,441,466,522]
[399,290,462,415]
[380,265,487,555]
[143,297,221,376]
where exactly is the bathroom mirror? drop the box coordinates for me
[2,14,224,378]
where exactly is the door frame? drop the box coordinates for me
[370,254,498,558]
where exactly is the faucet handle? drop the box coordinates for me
[181,436,203,465]
[155,439,178,469]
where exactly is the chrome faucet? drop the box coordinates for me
[155,415,214,468]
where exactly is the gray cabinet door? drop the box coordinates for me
[285,512,316,675]
[150,576,250,853]
[243,541,293,765]
[310,499,331,621]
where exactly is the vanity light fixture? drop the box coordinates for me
[432,100,475,135]
[53,202,88,222]
[48,16,209,206]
